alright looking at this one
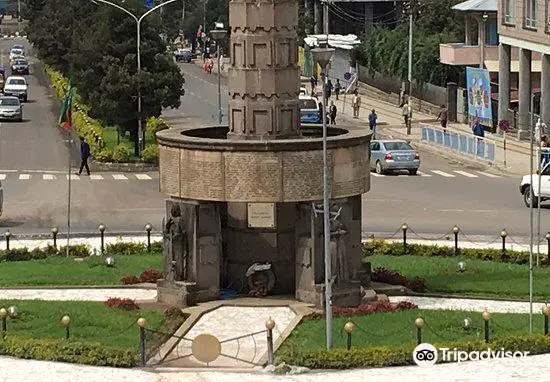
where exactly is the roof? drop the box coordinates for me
[452,0,497,12]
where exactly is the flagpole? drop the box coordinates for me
[66,86,72,257]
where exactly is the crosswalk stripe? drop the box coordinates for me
[113,174,128,180]
[19,174,30,180]
[0,174,6,180]
[90,175,104,180]
[477,171,500,178]
[417,171,431,177]
[67,174,80,180]
[431,170,455,178]
[135,174,152,180]
[43,174,55,180]
[453,170,478,178]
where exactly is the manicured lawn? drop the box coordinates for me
[0,300,166,350]
[279,309,546,351]
[369,254,550,300]
[0,254,163,286]
[103,126,155,156]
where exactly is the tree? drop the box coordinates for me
[26,0,185,152]
[356,0,465,87]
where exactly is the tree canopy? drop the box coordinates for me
[25,0,185,142]
[356,0,465,87]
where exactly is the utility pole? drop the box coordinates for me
[203,0,206,30]
[407,11,412,91]
[529,93,535,333]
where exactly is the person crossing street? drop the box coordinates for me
[76,136,91,176]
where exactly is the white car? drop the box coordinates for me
[3,76,28,102]
[300,86,308,96]
[520,161,550,207]
[8,48,24,64]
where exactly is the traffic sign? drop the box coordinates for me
[344,72,351,81]
[146,0,154,9]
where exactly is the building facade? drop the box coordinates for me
[498,0,550,138]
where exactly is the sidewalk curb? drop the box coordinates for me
[403,292,549,304]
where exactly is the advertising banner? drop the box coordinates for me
[466,67,492,126]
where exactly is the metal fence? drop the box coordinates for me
[420,124,496,163]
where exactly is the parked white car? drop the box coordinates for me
[3,76,28,102]
[520,162,550,207]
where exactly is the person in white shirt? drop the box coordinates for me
[352,89,361,118]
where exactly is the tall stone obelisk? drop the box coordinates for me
[227,0,300,140]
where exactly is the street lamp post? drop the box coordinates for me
[91,0,179,156]
[311,46,335,351]
[210,27,227,125]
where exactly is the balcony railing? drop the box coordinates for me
[439,43,498,66]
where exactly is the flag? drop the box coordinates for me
[59,77,73,130]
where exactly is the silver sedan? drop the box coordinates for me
[370,139,420,175]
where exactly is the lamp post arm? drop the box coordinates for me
[91,0,138,22]
[138,0,180,23]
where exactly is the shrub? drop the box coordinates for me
[151,241,163,253]
[306,300,417,319]
[105,298,139,311]
[45,66,106,160]
[112,144,131,163]
[276,334,550,369]
[106,241,146,255]
[363,240,531,265]
[139,269,163,283]
[95,148,113,162]
[145,116,169,135]
[120,275,140,285]
[140,144,159,164]
[0,335,137,367]
[371,267,427,292]
[58,244,91,258]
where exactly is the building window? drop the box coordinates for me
[524,0,537,28]
[504,0,515,24]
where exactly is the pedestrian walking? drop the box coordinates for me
[329,100,337,125]
[352,89,361,118]
[437,104,448,132]
[472,118,485,156]
[334,79,342,100]
[77,136,91,176]
[402,101,412,133]
[368,109,377,138]
[310,75,317,94]
[325,79,333,101]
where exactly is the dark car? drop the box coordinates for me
[11,58,29,75]
[175,48,193,63]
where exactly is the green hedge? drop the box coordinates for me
[45,66,160,164]
[0,241,163,262]
[276,334,550,369]
[0,335,138,367]
[363,240,532,265]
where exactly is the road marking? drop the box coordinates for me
[454,170,478,178]
[417,171,432,177]
[67,174,80,180]
[438,209,465,212]
[0,174,6,180]
[135,174,152,180]
[113,174,128,180]
[477,171,500,178]
[19,174,30,180]
[43,174,55,180]
[371,173,384,177]
[90,175,104,180]
[431,170,455,177]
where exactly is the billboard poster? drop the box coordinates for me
[466,67,492,126]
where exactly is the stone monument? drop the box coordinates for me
[156,0,371,308]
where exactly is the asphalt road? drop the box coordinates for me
[0,51,543,240]
[0,38,166,235]
[166,62,544,240]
